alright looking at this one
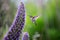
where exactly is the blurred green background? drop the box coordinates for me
[0,0,60,40]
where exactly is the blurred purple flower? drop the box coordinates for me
[4,2,25,40]
[22,32,29,40]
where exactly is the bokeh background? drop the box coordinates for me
[0,0,60,40]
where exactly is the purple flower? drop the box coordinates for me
[4,2,25,40]
[22,32,29,40]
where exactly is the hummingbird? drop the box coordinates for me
[30,16,39,25]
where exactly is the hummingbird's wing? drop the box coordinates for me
[33,16,39,20]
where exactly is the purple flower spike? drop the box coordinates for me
[22,32,29,40]
[4,2,25,40]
